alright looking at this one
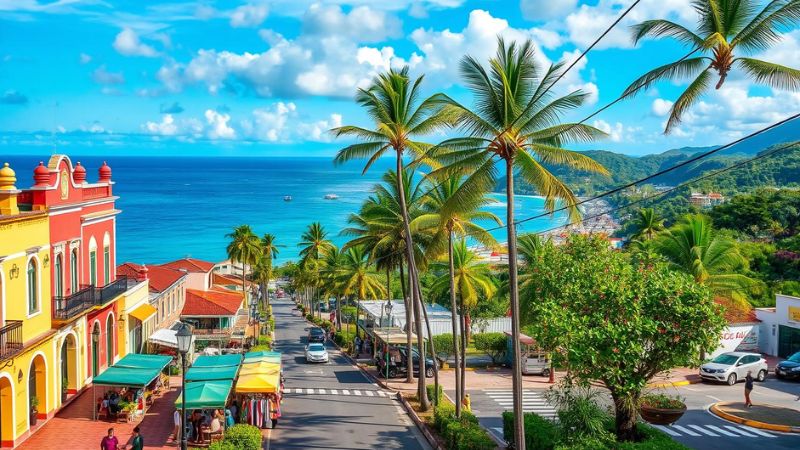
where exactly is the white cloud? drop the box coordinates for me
[230,3,269,28]
[113,27,158,57]
[241,102,342,142]
[205,109,236,139]
[651,99,674,117]
[92,65,124,84]
[143,114,179,135]
[297,113,343,142]
[79,52,91,64]
[521,0,578,21]
[593,119,624,142]
[302,4,402,43]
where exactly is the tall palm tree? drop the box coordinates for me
[333,69,454,410]
[321,245,346,330]
[653,214,760,304]
[226,225,263,299]
[413,174,501,415]
[259,233,280,309]
[629,208,666,242]
[298,222,334,319]
[433,38,608,445]
[623,0,800,133]
[339,245,387,301]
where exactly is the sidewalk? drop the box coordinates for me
[711,401,800,433]
[18,377,181,450]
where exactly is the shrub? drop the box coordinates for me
[432,402,456,432]
[333,330,355,352]
[256,335,272,347]
[250,344,271,352]
[639,393,685,409]
[306,313,314,321]
[614,422,691,450]
[546,387,610,444]
[222,424,262,450]
[434,402,493,450]
[427,384,443,406]
[208,441,236,450]
[432,333,456,362]
[473,332,507,365]
[503,411,558,450]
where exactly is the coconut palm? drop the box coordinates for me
[432,38,608,444]
[413,174,501,415]
[225,225,262,299]
[628,208,666,242]
[298,222,334,319]
[653,214,761,304]
[334,68,454,409]
[321,245,346,330]
[623,0,800,133]
[258,233,280,309]
[338,245,387,301]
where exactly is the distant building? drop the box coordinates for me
[689,191,726,208]
[160,257,215,291]
[181,288,250,350]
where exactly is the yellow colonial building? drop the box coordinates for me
[0,163,57,447]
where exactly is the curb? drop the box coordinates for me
[710,402,800,433]
[398,393,444,450]
[646,379,700,388]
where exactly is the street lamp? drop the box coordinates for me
[249,297,258,344]
[176,323,193,450]
[91,326,100,421]
[384,300,393,380]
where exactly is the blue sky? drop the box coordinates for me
[1,0,798,157]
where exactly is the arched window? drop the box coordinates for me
[70,249,78,292]
[89,250,97,286]
[103,246,110,285]
[55,254,63,298]
[27,259,38,314]
[106,315,114,362]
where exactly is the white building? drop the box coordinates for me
[756,294,800,358]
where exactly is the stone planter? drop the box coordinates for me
[639,404,686,425]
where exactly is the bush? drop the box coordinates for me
[432,333,456,362]
[427,384,443,406]
[614,422,691,450]
[250,344,271,352]
[208,441,236,450]
[546,387,611,444]
[222,424,262,450]
[503,411,558,450]
[333,330,355,352]
[256,335,272,347]
[473,332,507,365]
[433,402,492,450]
[306,313,314,321]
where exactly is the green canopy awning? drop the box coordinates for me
[115,353,173,371]
[93,366,162,387]
[192,354,242,368]
[243,351,281,364]
[175,380,233,409]
[185,365,239,382]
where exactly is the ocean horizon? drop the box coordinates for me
[2,153,568,265]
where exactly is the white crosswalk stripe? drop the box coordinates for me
[284,388,392,398]
[483,389,558,415]
[653,423,775,438]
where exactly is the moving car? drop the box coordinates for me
[307,327,326,343]
[699,352,768,385]
[775,351,800,380]
[377,346,436,378]
[305,343,329,363]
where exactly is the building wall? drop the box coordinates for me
[114,280,150,357]
[756,294,800,357]
[85,303,118,379]
[183,272,210,291]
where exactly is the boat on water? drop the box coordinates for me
[324,194,339,200]
[283,195,292,201]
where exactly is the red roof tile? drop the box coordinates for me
[160,257,215,273]
[182,288,244,316]
[117,263,187,293]
[212,273,253,287]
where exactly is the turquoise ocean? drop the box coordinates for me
[2,155,568,265]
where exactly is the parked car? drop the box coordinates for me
[699,352,768,385]
[307,327,326,343]
[775,351,800,380]
[305,343,329,363]
[376,346,436,378]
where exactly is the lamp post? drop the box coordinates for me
[249,296,258,345]
[384,300,393,380]
[176,323,193,450]
[91,326,100,421]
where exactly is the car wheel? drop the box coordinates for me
[425,366,434,378]
[727,373,737,386]
[757,370,767,382]
[542,368,551,378]
[775,371,784,379]
[388,367,397,378]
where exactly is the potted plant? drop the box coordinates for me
[30,396,39,426]
[62,377,69,402]
[639,393,686,425]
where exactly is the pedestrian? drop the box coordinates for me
[229,401,239,424]
[225,409,235,429]
[745,371,754,407]
[123,426,143,450]
[100,428,119,450]
[354,336,361,356]
[172,409,181,442]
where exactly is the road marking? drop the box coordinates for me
[724,425,758,437]
[671,425,701,437]
[705,425,739,437]
[295,388,303,394]
[652,425,681,437]
[306,388,315,394]
[318,388,326,394]
[376,390,386,397]
[331,389,338,395]
[342,389,350,395]
[687,424,718,436]
[354,390,362,396]
[737,426,774,437]
[365,390,374,396]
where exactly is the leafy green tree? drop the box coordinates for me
[624,0,800,133]
[298,222,334,319]
[433,38,608,442]
[226,225,262,298]
[628,208,666,242]
[253,233,279,310]
[522,235,725,441]
[333,67,454,410]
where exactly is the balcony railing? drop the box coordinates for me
[53,276,138,321]
[0,320,23,360]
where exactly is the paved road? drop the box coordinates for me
[267,299,430,450]
[462,376,800,449]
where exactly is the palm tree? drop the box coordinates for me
[258,233,279,309]
[433,38,608,445]
[413,174,501,415]
[226,225,262,299]
[339,245,387,301]
[298,222,334,319]
[623,0,800,133]
[628,208,666,242]
[653,214,760,304]
[333,69,454,410]
[321,245,346,330]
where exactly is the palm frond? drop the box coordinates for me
[665,68,713,134]
[732,0,800,52]
[620,57,710,99]
[515,149,581,222]
[529,144,610,176]
[631,19,705,47]
[737,57,800,90]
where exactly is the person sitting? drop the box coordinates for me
[209,412,222,434]
[109,392,121,414]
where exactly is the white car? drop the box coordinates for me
[699,352,768,385]
[305,343,329,363]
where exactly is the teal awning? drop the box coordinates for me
[243,350,281,363]
[175,380,233,409]
[192,354,242,368]
[115,353,173,371]
[185,365,239,382]
[93,366,162,387]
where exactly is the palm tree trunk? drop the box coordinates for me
[448,231,462,416]
[419,283,439,407]
[460,309,467,405]
[385,267,391,303]
[336,295,342,332]
[400,262,414,384]
[506,159,526,450]
[395,152,429,410]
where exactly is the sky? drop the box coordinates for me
[0,0,798,157]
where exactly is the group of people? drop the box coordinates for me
[353,335,372,357]
[172,407,235,444]
[100,388,140,415]
[99,427,143,450]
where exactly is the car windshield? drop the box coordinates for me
[310,329,324,335]
[711,354,740,365]
[788,352,800,363]
[308,344,325,352]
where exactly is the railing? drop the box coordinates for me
[0,320,23,360]
[53,276,137,321]
[96,276,134,303]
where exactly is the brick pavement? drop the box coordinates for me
[19,377,181,450]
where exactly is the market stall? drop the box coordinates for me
[174,380,233,410]
[232,352,284,429]
[192,354,243,367]
[185,365,240,382]
[92,354,172,421]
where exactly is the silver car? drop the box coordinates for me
[305,343,329,363]
[699,352,768,385]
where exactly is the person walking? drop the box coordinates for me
[100,428,119,450]
[122,427,143,450]
[745,371,754,407]
[172,409,181,442]
[354,336,361,357]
